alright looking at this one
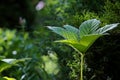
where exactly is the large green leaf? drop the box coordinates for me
[63,25,79,41]
[95,23,119,34]
[79,19,100,38]
[55,34,102,53]
[78,35,102,53]
[47,26,67,38]
[48,25,79,41]
[48,19,119,53]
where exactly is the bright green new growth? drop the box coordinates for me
[48,19,119,53]
[48,19,119,80]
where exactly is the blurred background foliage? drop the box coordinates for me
[0,0,120,80]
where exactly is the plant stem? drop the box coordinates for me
[80,54,84,80]
[70,45,84,80]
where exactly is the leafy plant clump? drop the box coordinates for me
[48,19,119,80]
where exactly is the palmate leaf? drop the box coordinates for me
[48,19,119,80]
[79,19,100,38]
[48,19,119,53]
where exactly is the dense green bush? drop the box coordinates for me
[0,28,60,80]
[101,0,120,25]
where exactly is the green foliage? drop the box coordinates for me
[48,19,119,80]
[48,19,119,53]
[0,58,30,73]
[65,11,100,27]
[3,76,16,80]
[0,0,120,80]
[0,28,61,80]
[100,0,120,25]
[41,53,59,75]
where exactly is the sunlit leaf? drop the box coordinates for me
[48,19,119,53]
[47,26,68,38]
[3,76,16,80]
[0,58,31,72]
[95,23,119,34]
[79,19,100,38]
[55,34,102,53]
[48,25,79,41]
[63,25,79,41]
